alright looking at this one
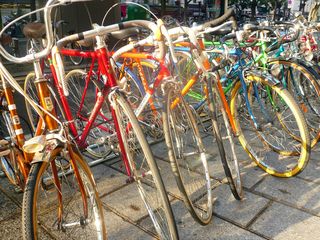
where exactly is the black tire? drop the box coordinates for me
[112,91,178,239]
[207,74,243,200]
[23,72,41,132]
[68,42,84,65]
[22,145,106,239]
[163,85,212,225]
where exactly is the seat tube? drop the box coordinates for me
[33,59,58,131]
[96,44,132,177]
[1,78,25,147]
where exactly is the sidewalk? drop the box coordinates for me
[0,135,319,239]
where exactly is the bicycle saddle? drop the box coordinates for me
[23,22,46,39]
[108,27,144,40]
[77,38,96,48]
[0,33,12,45]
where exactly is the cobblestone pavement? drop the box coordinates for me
[0,135,320,239]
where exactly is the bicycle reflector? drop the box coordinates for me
[22,135,46,153]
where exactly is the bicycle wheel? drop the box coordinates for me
[112,91,178,239]
[24,72,38,132]
[24,72,61,133]
[230,73,310,177]
[174,52,243,199]
[22,144,106,239]
[64,69,113,158]
[68,42,84,65]
[207,74,243,200]
[121,60,164,140]
[163,85,212,225]
[0,100,33,188]
[268,59,320,147]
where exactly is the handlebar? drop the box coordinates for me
[57,20,163,51]
[0,0,91,64]
[243,24,275,33]
[220,32,237,43]
[265,27,300,53]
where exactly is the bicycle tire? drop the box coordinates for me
[22,145,106,239]
[24,72,39,132]
[268,59,320,147]
[163,85,212,225]
[120,59,164,140]
[230,73,310,177]
[207,74,243,200]
[68,42,84,66]
[0,101,32,188]
[64,69,113,158]
[112,91,178,239]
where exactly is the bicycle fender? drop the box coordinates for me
[244,69,281,87]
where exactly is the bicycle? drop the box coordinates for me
[52,19,179,239]
[0,1,107,238]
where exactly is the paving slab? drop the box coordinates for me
[156,158,185,197]
[0,215,54,240]
[0,176,23,205]
[156,157,220,199]
[101,182,173,222]
[240,161,268,189]
[0,215,22,240]
[0,190,20,221]
[297,158,320,183]
[212,184,270,227]
[104,208,155,240]
[254,175,320,215]
[204,134,259,183]
[150,141,169,159]
[89,164,128,196]
[140,200,264,239]
[250,202,320,239]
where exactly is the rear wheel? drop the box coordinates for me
[68,42,84,65]
[268,59,320,147]
[65,69,113,158]
[163,86,212,225]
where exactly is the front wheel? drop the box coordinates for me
[112,91,178,239]
[163,86,212,225]
[22,145,106,239]
[207,76,243,200]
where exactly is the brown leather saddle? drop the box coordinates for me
[23,22,46,39]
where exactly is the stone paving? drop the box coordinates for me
[0,137,320,239]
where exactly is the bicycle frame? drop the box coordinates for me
[53,41,136,177]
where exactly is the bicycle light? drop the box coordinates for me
[22,135,46,154]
